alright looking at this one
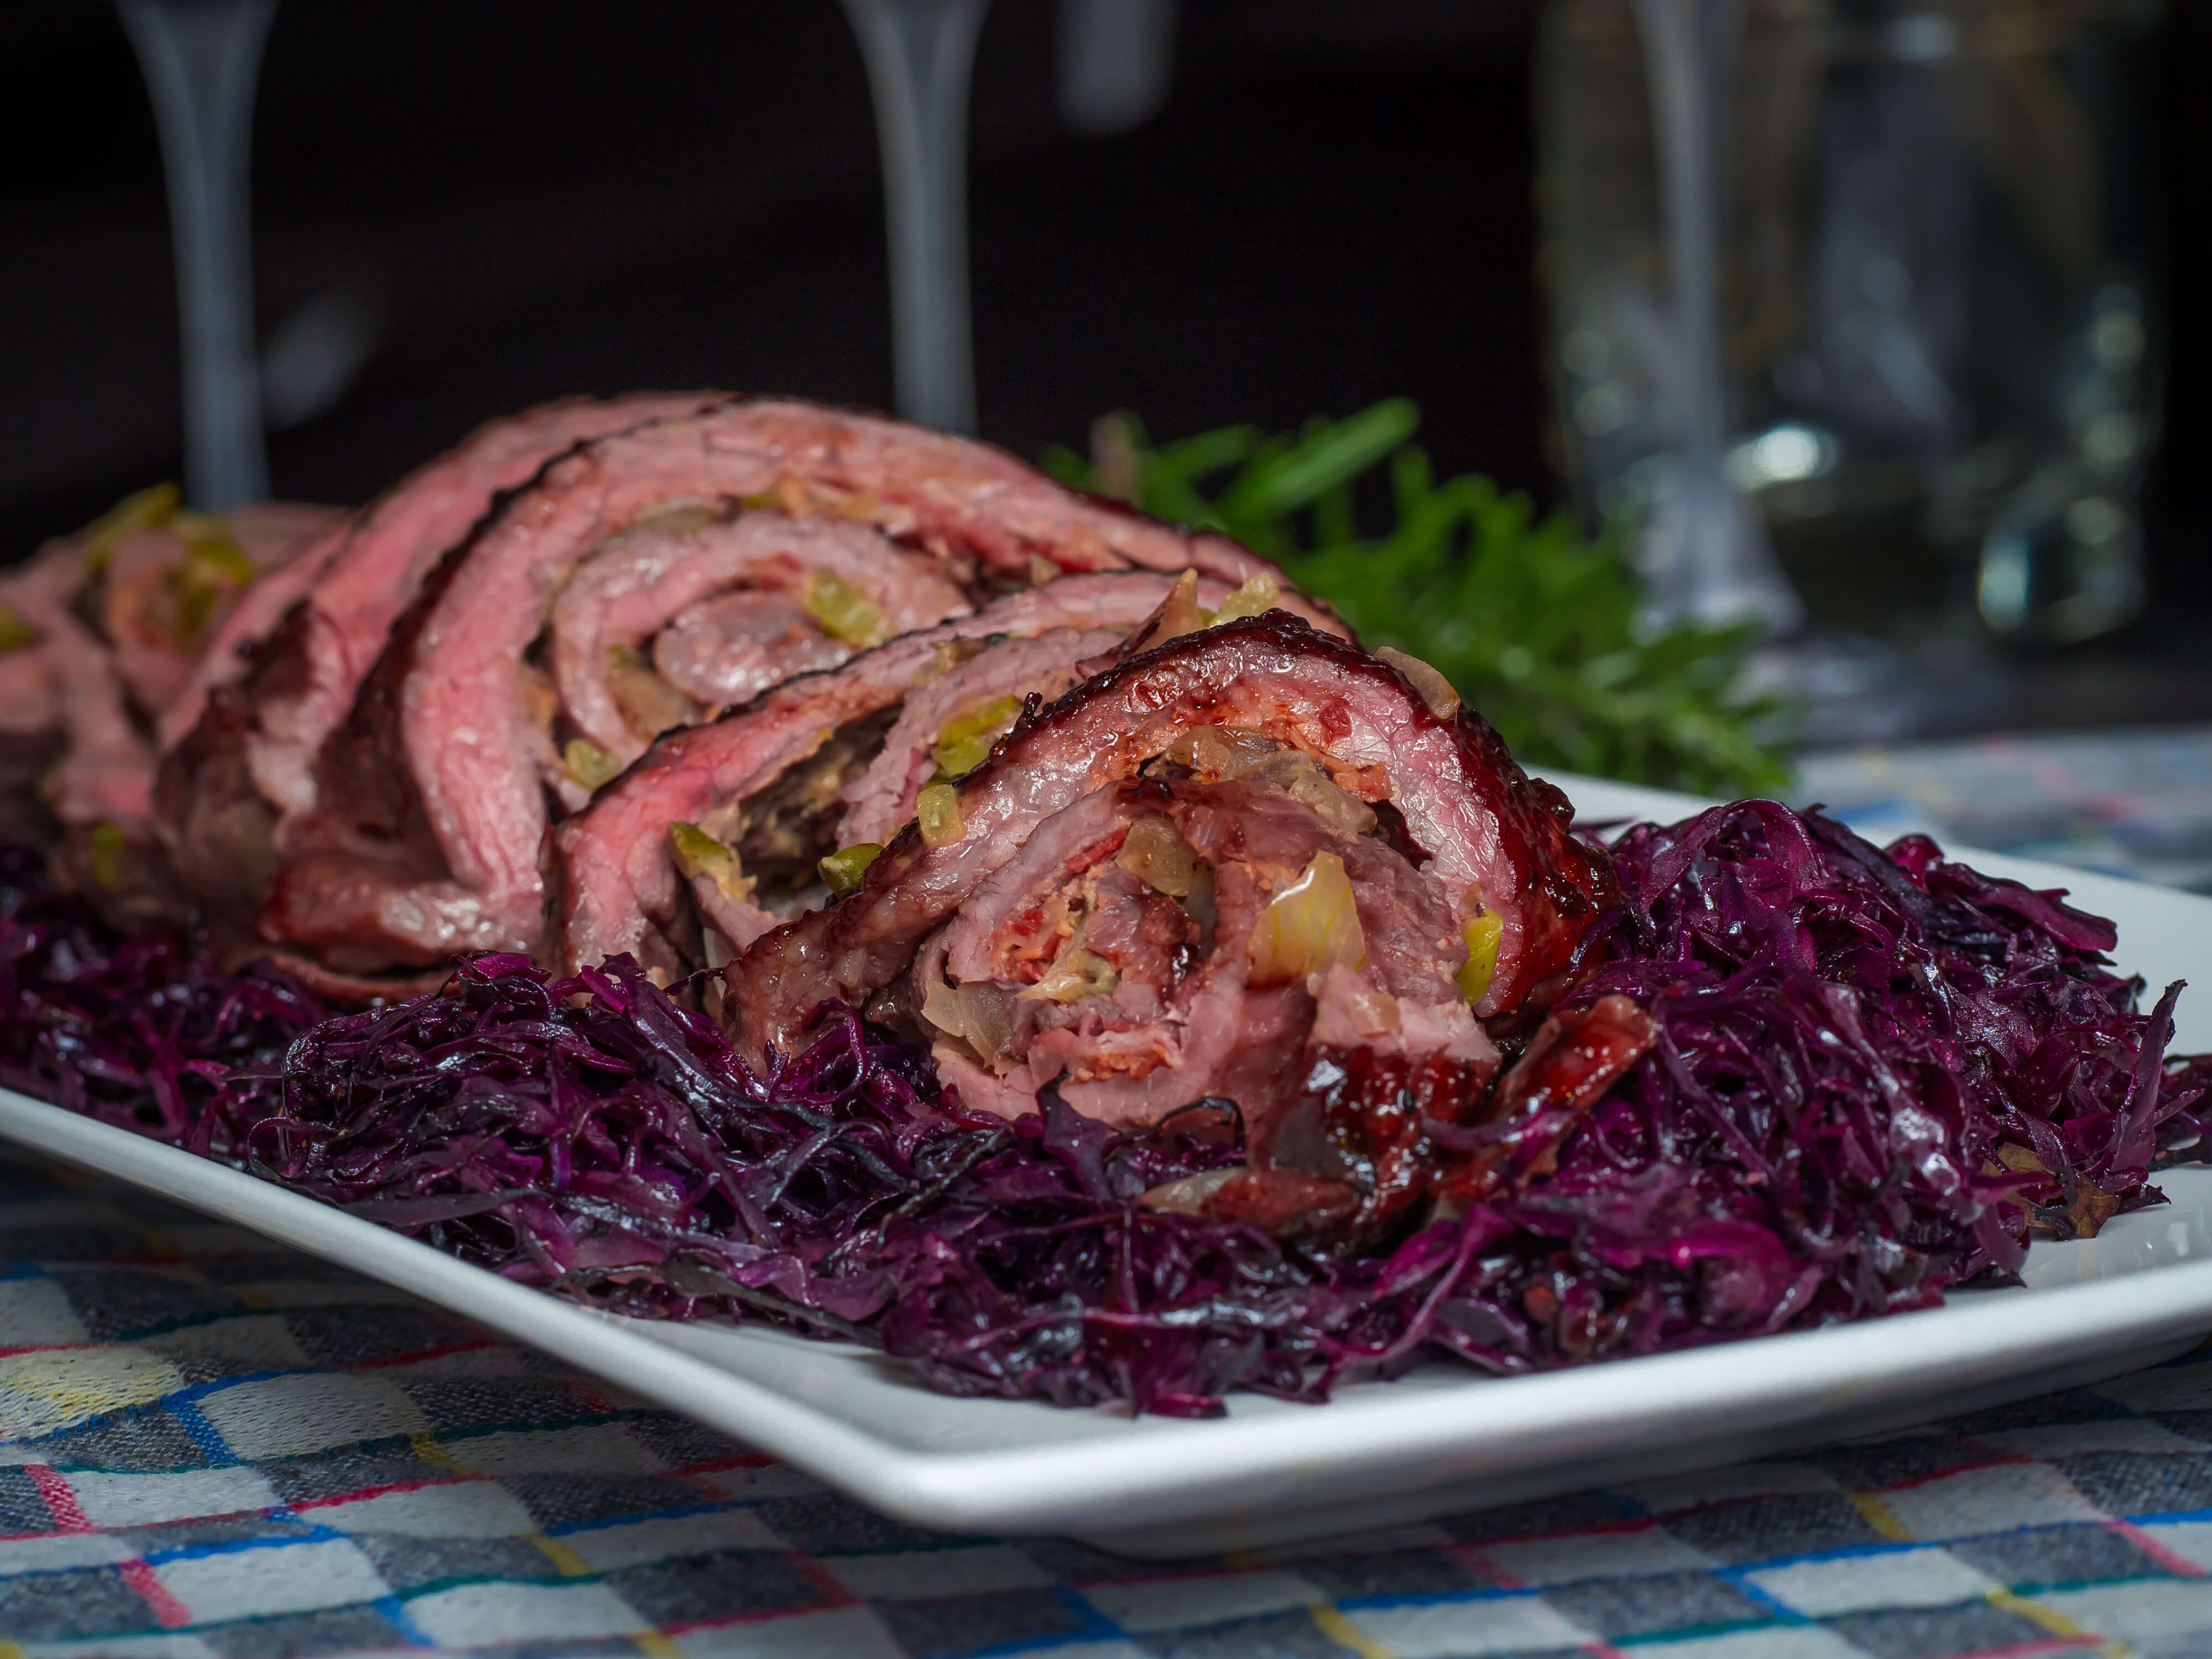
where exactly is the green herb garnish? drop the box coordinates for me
[1045,402,1792,796]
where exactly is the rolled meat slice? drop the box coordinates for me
[102,500,342,727]
[554,570,1342,978]
[1,489,333,914]
[908,774,1495,1131]
[156,393,719,920]
[263,399,1297,979]
[0,573,151,837]
[726,614,1618,1099]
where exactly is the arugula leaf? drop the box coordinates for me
[1045,402,1794,797]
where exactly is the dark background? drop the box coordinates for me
[3,1,2206,693]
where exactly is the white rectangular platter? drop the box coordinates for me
[3,774,2209,1559]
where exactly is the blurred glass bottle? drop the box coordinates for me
[1538,0,2164,651]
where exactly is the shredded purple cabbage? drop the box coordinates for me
[1,807,2202,1417]
[0,844,327,1145]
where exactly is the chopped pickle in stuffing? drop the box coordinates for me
[1248,850,1366,987]
[1457,909,1503,1004]
[669,821,757,904]
[818,842,883,895]
[1020,940,1119,1003]
[801,568,890,648]
[563,738,624,791]
[931,693,1022,780]
[83,482,180,574]
[0,601,37,654]
[619,500,721,539]
[160,530,255,647]
[86,822,131,894]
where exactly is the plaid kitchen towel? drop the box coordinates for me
[11,1150,2212,1659]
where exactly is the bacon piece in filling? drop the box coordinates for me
[260,400,1303,981]
[552,571,1343,979]
[726,613,1618,1076]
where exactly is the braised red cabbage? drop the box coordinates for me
[1,806,2200,1417]
[0,844,326,1149]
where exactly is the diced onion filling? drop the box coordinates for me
[1115,813,1203,898]
[1248,851,1366,987]
[922,977,1014,1069]
[1211,571,1280,624]
[1375,645,1460,718]
[1145,568,1282,650]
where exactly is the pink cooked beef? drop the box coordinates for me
[160,393,717,811]
[549,511,969,767]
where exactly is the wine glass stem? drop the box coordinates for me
[843,0,990,435]
[1636,0,1729,488]
[1630,0,1802,629]
[118,0,277,510]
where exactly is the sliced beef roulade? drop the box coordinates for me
[258,400,1300,983]
[726,614,1618,1153]
[156,394,718,918]
[554,570,1339,979]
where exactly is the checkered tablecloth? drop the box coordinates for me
[12,1156,2212,1658]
